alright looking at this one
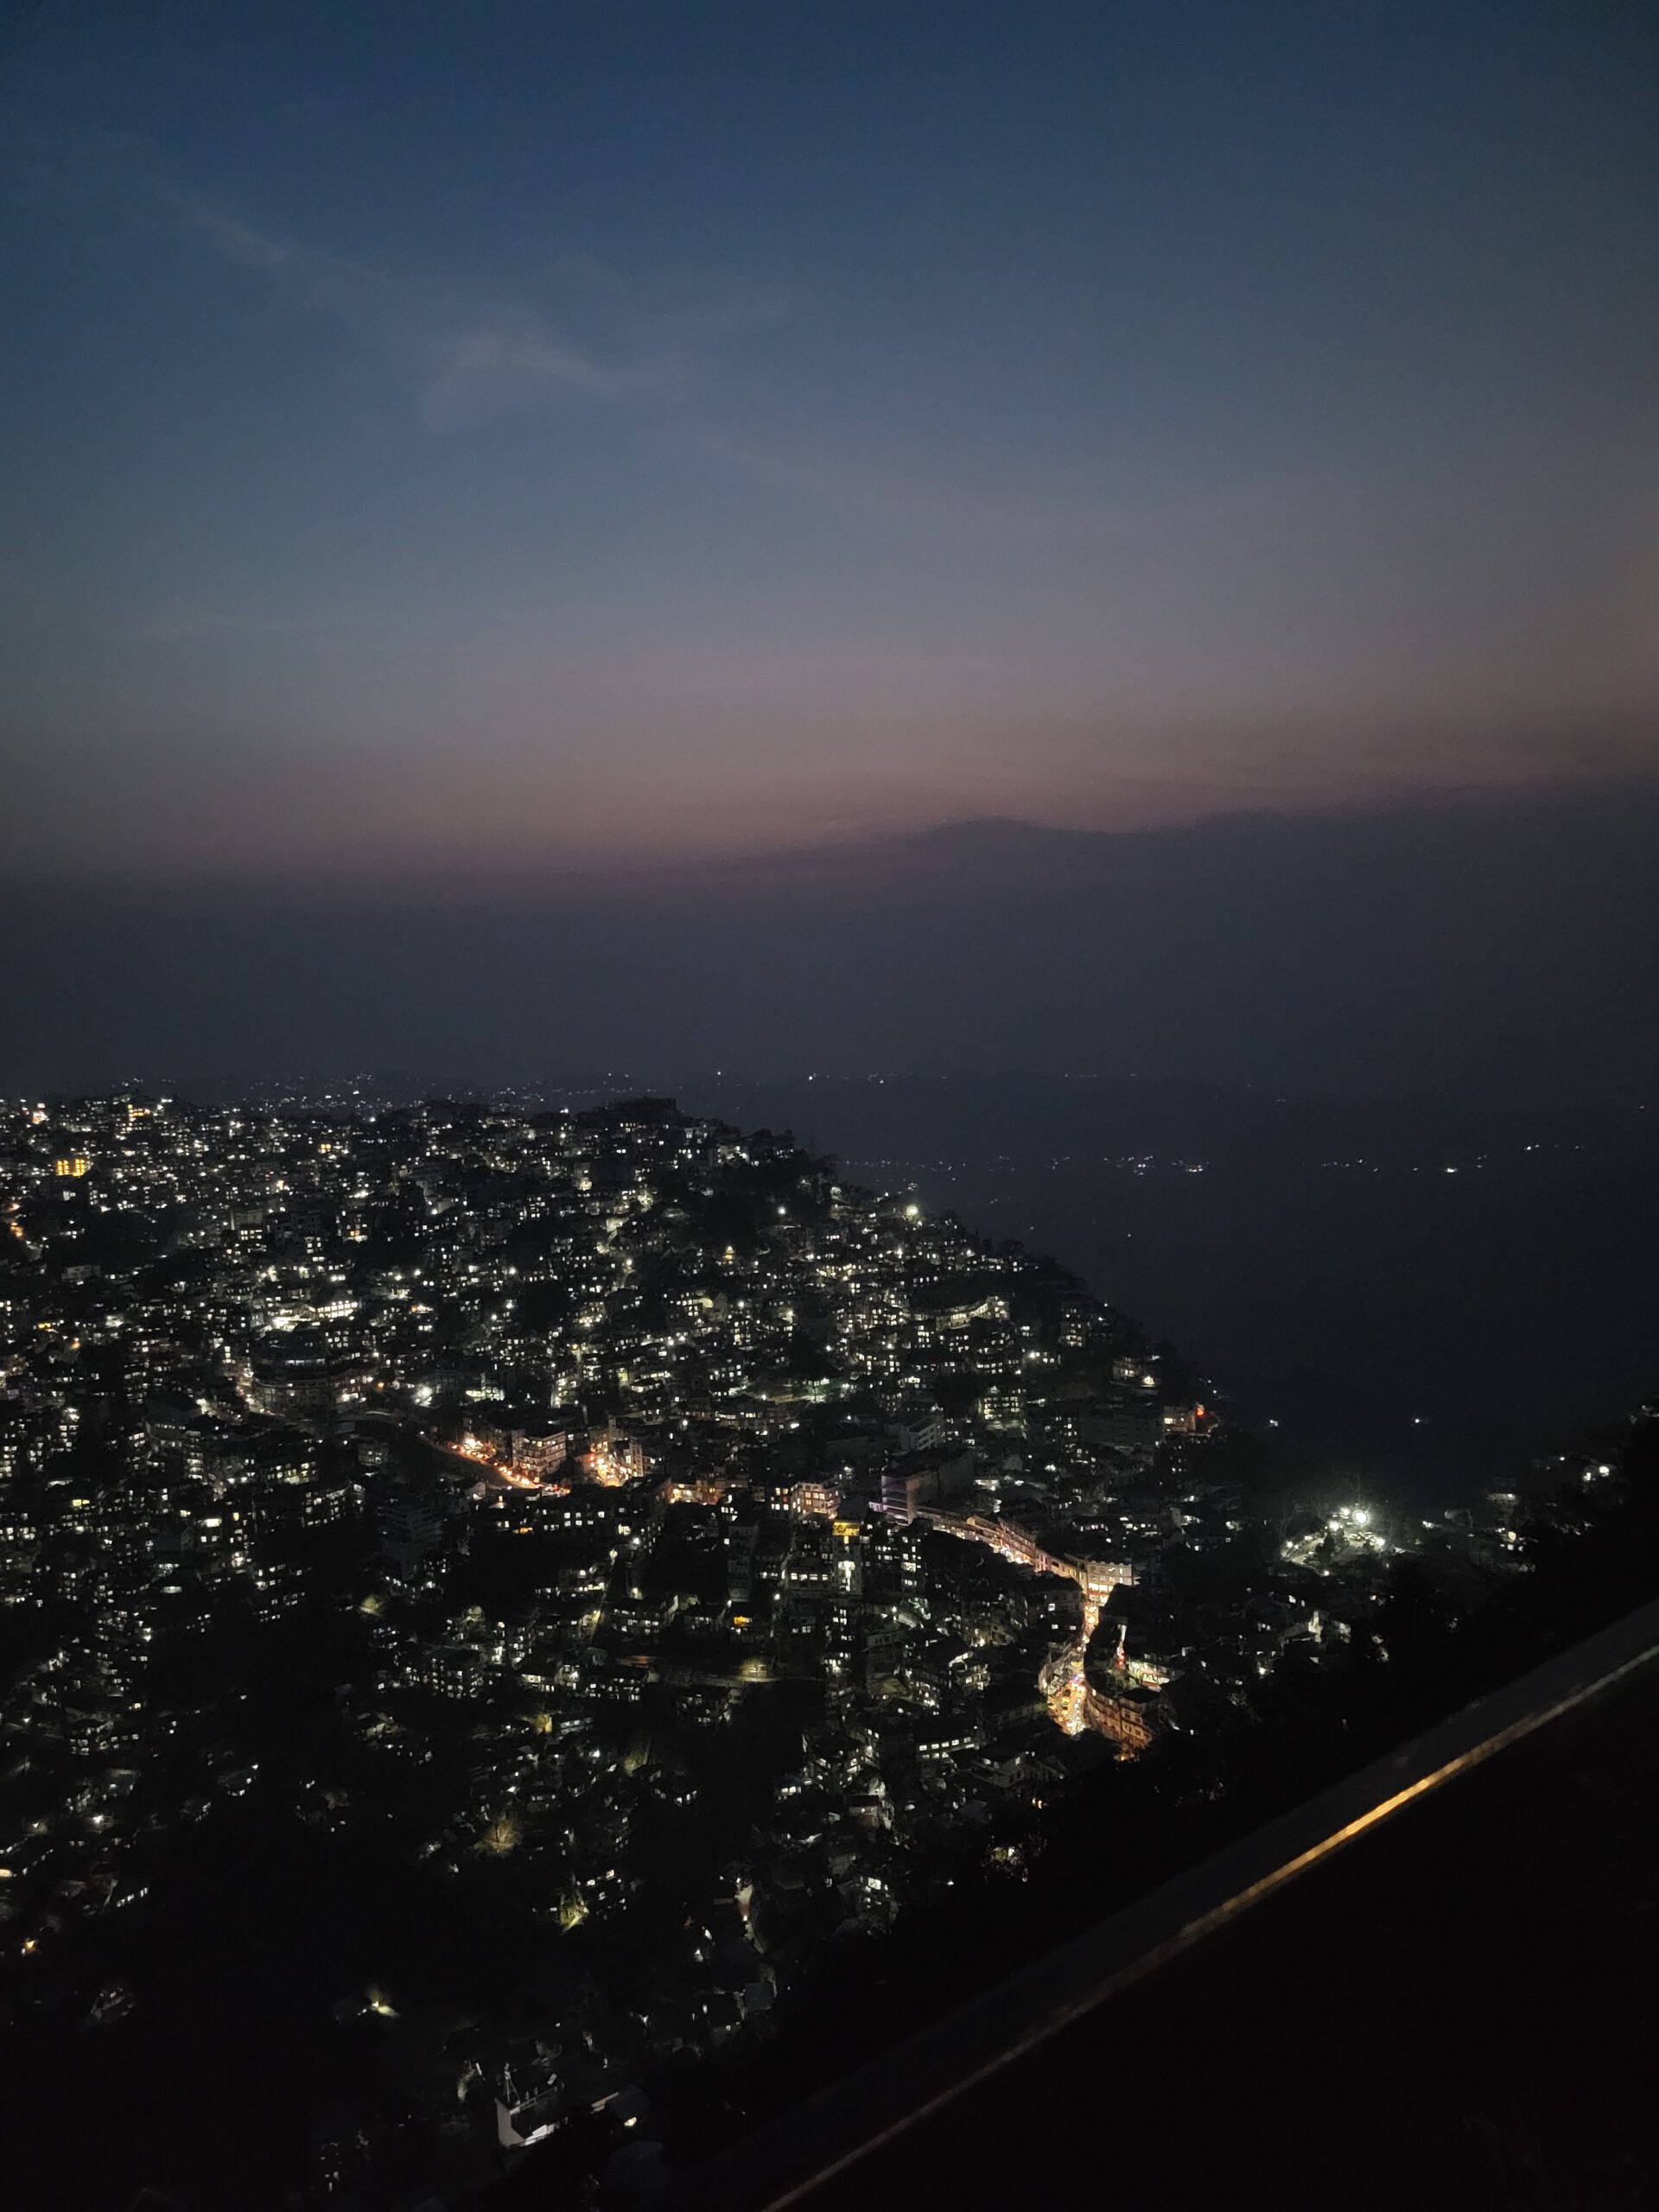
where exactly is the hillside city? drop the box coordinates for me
[0,1090,1636,2206]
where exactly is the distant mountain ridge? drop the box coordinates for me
[3,779,1656,1112]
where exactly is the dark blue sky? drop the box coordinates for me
[3,0,1655,887]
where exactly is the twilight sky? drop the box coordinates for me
[2,0,1656,886]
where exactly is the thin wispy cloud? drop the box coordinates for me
[693,429,1132,540]
[5,134,765,423]
[692,426,1339,550]
[168,186,811,438]
[13,132,1298,550]
[168,191,645,418]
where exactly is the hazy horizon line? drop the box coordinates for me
[6,766,1657,906]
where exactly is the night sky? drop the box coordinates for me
[2,3,1656,1087]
